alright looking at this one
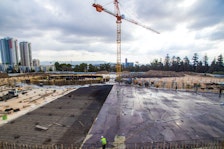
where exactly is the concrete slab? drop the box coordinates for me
[0,85,113,148]
[0,85,75,126]
[83,84,224,147]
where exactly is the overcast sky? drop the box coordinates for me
[0,0,223,64]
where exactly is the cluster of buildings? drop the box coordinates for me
[0,37,134,73]
[0,37,54,73]
[124,58,134,68]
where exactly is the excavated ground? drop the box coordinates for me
[0,85,113,148]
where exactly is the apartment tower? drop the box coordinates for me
[20,42,32,67]
[0,37,19,65]
[33,59,40,66]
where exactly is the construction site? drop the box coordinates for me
[0,72,224,148]
[0,0,224,149]
[0,0,224,148]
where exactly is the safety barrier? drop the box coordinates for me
[1,137,224,149]
[123,138,224,149]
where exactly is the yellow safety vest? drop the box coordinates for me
[101,137,107,145]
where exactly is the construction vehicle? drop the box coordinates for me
[0,89,19,101]
[92,0,159,80]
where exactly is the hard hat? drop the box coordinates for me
[101,136,103,138]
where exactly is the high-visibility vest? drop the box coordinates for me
[101,137,107,145]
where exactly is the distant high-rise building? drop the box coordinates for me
[124,58,134,68]
[0,37,19,65]
[20,42,32,67]
[33,59,40,66]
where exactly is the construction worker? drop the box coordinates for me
[100,136,107,149]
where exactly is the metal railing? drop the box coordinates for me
[1,137,224,149]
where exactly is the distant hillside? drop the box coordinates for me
[40,61,109,66]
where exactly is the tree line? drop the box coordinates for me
[54,53,224,74]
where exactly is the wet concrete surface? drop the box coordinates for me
[83,84,224,146]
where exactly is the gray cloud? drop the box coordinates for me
[133,0,224,33]
[0,0,223,63]
[0,0,118,39]
[209,31,224,41]
[195,24,224,41]
[186,0,224,30]
[134,0,185,31]
[208,24,224,41]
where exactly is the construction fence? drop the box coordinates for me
[1,137,224,149]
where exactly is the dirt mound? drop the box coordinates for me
[0,72,8,78]
[144,70,185,78]
[95,71,109,74]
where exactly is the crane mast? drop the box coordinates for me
[114,0,122,79]
[92,1,159,81]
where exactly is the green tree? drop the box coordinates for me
[179,61,184,72]
[80,63,88,72]
[150,59,163,70]
[208,58,217,73]
[170,56,181,72]
[203,54,209,72]
[74,65,80,72]
[54,62,61,71]
[99,63,111,71]
[164,54,170,71]
[216,54,224,72]
[192,53,199,72]
[139,64,150,72]
[183,56,191,71]
[88,64,98,72]
[66,64,73,71]
[196,61,203,73]
[217,54,223,66]
[60,63,72,71]
[176,56,181,71]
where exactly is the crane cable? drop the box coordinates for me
[119,1,143,26]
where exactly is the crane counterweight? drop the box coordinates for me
[92,4,104,12]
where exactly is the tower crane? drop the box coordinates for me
[92,1,159,80]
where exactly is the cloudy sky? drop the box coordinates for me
[0,0,223,64]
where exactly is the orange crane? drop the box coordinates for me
[92,1,159,79]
